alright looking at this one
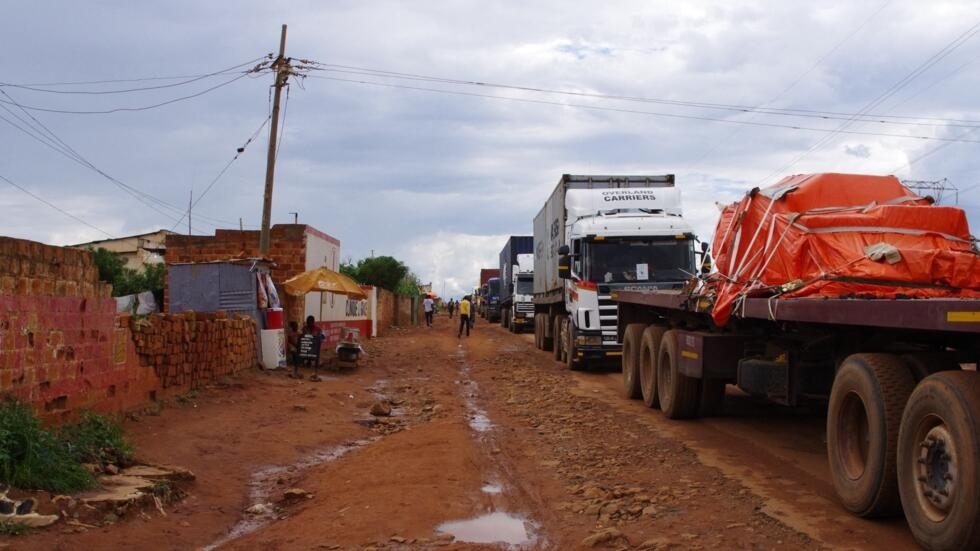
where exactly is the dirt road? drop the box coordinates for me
[11,314,919,550]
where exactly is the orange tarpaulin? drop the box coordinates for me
[283,267,367,299]
[709,173,980,326]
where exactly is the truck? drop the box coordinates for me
[609,173,980,551]
[475,269,498,320]
[484,276,502,322]
[498,236,535,332]
[532,174,696,369]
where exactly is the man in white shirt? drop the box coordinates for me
[423,295,434,327]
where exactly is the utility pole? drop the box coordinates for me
[188,190,192,235]
[260,24,289,256]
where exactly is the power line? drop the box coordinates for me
[310,74,980,145]
[170,115,273,231]
[0,89,240,229]
[683,0,893,172]
[756,20,980,185]
[0,57,271,95]
[308,63,980,128]
[0,173,115,238]
[0,72,253,115]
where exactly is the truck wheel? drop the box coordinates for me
[898,372,980,551]
[827,353,916,517]
[542,316,554,352]
[566,318,582,371]
[552,319,563,361]
[622,324,646,400]
[640,326,667,409]
[533,315,542,349]
[657,330,701,419]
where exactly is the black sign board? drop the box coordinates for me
[298,334,321,361]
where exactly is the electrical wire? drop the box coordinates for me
[308,63,980,128]
[0,72,252,115]
[756,20,980,185]
[0,173,115,238]
[0,57,271,95]
[310,75,980,145]
[169,115,272,231]
[0,89,239,229]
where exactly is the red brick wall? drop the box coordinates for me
[165,225,314,324]
[0,237,257,424]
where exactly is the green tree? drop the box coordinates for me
[347,256,408,292]
[90,248,165,297]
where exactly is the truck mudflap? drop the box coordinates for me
[671,330,747,380]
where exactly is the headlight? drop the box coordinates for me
[577,335,602,346]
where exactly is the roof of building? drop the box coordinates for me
[72,229,176,248]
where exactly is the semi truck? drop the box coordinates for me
[484,276,502,322]
[610,173,980,551]
[498,236,534,333]
[532,174,696,369]
[475,268,499,320]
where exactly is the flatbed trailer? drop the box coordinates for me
[612,289,980,550]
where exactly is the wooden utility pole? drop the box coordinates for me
[260,24,289,256]
[188,190,192,235]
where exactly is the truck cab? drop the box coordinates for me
[560,196,695,362]
[485,277,502,322]
[506,253,535,332]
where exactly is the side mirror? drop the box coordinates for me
[557,245,570,256]
[558,255,571,279]
[700,241,709,253]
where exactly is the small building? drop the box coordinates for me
[72,229,174,270]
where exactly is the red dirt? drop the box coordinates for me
[7,314,920,550]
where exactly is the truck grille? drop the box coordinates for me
[597,285,619,345]
[516,302,535,313]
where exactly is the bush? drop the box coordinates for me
[0,401,93,493]
[59,411,133,468]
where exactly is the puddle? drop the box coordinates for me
[437,512,532,545]
[470,412,493,432]
[203,438,376,550]
[481,483,503,494]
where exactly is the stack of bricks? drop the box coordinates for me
[129,311,257,389]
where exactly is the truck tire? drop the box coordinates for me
[553,319,563,361]
[566,318,582,371]
[640,325,667,409]
[534,314,542,349]
[657,329,701,419]
[542,315,554,352]
[898,371,980,551]
[622,324,646,400]
[700,379,726,417]
[827,353,916,517]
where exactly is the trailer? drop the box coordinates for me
[608,173,980,550]
[498,235,534,332]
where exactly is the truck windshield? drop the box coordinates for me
[586,238,694,284]
[488,279,500,296]
[515,278,533,295]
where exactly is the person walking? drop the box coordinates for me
[423,295,435,327]
[447,299,455,319]
[458,295,472,338]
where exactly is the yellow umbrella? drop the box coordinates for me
[283,267,367,299]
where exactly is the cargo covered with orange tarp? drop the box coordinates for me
[709,173,980,326]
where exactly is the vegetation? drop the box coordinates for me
[0,401,134,494]
[91,247,165,298]
[59,411,134,468]
[342,255,422,296]
[0,521,30,536]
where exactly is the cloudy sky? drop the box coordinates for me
[2,1,978,297]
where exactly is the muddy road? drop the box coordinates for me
[12,314,918,550]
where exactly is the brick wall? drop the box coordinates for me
[0,236,257,424]
[165,225,312,324]
[375,289,396,335]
